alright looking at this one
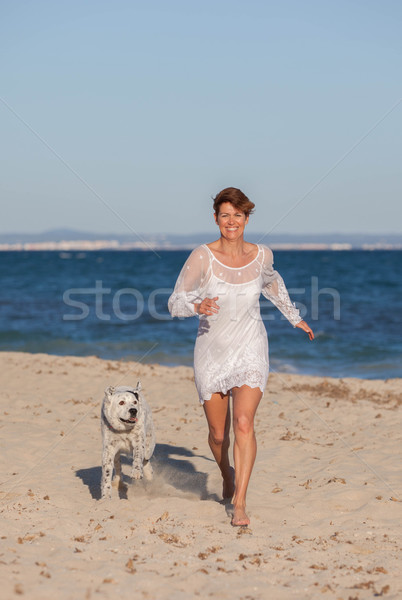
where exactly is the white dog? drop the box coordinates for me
[101,383,155,499]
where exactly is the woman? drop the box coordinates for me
[168,187,314,526]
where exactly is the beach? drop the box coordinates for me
[0,350,401,600]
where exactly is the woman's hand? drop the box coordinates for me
[296,320,314,340]
[194,297,220,316]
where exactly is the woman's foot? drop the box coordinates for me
[231,504,250,527]
[222,466,235,499]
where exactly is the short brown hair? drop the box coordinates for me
[213,187,255,217]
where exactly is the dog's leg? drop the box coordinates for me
[101,445,115,499]
[143,410,155,481]
[130,439,145,480]
[144,417,156,460]
[113,450,124,490]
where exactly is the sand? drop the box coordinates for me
[0,351,401,600]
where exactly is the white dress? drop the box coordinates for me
[168,244,302,404]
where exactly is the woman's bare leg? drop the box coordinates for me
[231,385,262,526]
[203,392,235,499]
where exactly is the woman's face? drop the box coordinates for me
[214,202,249,240]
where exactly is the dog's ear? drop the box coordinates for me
[104,386,115,398]
[135,381,142,392]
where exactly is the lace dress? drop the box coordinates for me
[168,244,301,404]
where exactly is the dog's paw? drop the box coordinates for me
[131,470,144,480]
[100,488,112,500]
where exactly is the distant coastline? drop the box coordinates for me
[0,229,401,251]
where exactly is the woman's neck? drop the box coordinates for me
[217,236,246,255]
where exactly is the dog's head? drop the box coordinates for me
[102,382,143,431]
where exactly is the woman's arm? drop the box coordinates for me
[261,246,314,338]
[168,246,211,318]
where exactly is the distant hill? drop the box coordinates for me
[0,228,401,247]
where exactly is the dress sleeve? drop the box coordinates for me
[260,246,302,327]
[168,246,210,318]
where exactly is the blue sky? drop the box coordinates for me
[1,0,401,236]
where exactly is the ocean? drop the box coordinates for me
[0,249,401,380]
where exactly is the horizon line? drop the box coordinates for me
[1,228,402,237]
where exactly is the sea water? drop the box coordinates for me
[0,249,401,379]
